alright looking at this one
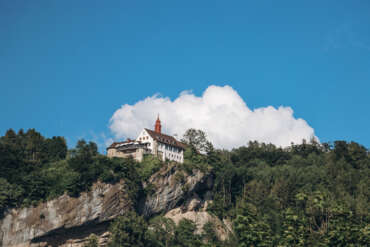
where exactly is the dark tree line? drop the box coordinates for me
[105,130,369,246]
[204,140,369,246]
[0,128,369,246]
[0,129,142,216]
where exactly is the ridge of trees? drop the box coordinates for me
[0,129,143,216]
[0,128,369,246]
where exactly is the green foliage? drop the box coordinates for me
[83,234,99,247]
[180,146,209,174]
[145,216,176,247]
[201,221,219,246]
[0,178,23,216]
[181,128,212,153]
[44,136,68,162]
[109,215,229,247]
[0,128,369,246]
[205,140,369,246]
[234,203,273,247]
[109,211,147,247]
[278,208,309,246]
[173,219,203,247]
[174,171,186,184]
[0,129,142,211]
[136,155,163,181]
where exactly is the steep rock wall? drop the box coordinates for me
[0,165,217,246]
[0,180,131,247]
[165,193,233,241]
[141,165,212,217]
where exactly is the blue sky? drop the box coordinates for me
[1,0,369,150]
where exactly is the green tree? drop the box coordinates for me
[24,128,45,162]
[173,219,202,247]
[0,178,23,216]
[137,155,163,181]
[202,221,220,246]
[326,206,369,246]
[233,203,273,247]
[181,129,212,153]
[279,207,308,247]
[83,234,99,247]
[146,216,176,247]
[109,211,147,247]
[43,136,67,161]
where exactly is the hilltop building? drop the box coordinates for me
[107,116,185,163]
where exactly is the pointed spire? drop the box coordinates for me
[155,114,162,133]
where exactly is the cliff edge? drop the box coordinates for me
[0,164,230,247]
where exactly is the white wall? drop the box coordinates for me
[157,142,184,163]
[136,129,184,163]
[136,130,154,153]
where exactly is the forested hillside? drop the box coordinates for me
[0,129,141,217]
[0,128,369,246]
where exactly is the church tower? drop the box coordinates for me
[155,115,161,133]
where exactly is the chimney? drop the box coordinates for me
[155,115,161,133]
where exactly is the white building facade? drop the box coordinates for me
[107,117,185,163]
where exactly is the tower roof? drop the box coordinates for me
[155,115,162,133]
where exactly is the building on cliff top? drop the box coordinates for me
[107,116,185,163]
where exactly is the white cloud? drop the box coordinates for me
[109,85,317,149]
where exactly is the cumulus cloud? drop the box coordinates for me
[109,85,317,149]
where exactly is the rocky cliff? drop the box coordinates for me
[140,165,212,217]
[0,180,131,247]
[0,164,229,247]
[165,193,233,241]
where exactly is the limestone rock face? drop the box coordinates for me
[0,180,131,247]
[0,165,220,246]
[33,231,111,247]
[164,194,233,241]
[141,165,232,240]
[141,165,211,217]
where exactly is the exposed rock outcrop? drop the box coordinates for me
[0,165,220,247]
[165,193,233,241]
[141,165,212,217]
[0,180,131,247]
[142,165,232,240]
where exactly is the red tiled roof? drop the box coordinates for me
[144,129,186,149]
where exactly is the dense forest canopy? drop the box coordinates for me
[0,128,369,246]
